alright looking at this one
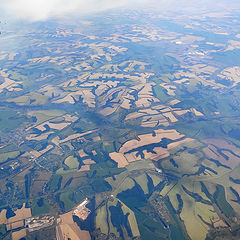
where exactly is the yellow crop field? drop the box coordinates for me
[95,205,108,234]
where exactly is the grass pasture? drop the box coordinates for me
[64,156,79,169]
[32,198,50,216]
[60,192,76,212]
[134,173,149,195]
[28,110,65,124]
[161,151,200,176]
[107,199,119,237]
[166,179,219,240]
[118,198,140,237]
[0,151,20,163]
[7,92,49,106]
[0,109,27,132]
[56,167,78,175]
[147,173,163,187]
[95,205,108,235]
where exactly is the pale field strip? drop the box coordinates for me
[58,211,91,240]
[12,229,27,240]
[162,112,178,122]
[93,136,101,142]
[81,42,128,62]
[126,101,203,127]
[174,78,190,84]
[64,114,78,122]
[88,72,154,84]
[169,99,181,105]
[122,60,148,72]
[221,151,240,169]
[119,129,184,153]
[99,106,119,116]
[0,209,7,224]
[191,108,204,116]
[0,70,23,93]
[167,138,194,149]
[83,159,96,165]
[142,147,170,161]
[99,88,130,116]
[109,152,129,168]
[104,33,148,43]
[78,149,88,158]
[141,120,164,128]
[95,206,108,235]
[206,42,225,48]
[26,131,55,141]
[79,61,93,71]
[50,56,72,66]
[27,145,54,159]
[8,52,18,61]
[33,121,71,131]
[139,109,159,115]
[120,98,132,109]
[37,84,64,97]
[109,129,193,167]
[54,88,96,107]
[185,64,218,75]
[7,220,24,231]
[100,60,148,72]
[213,220,228,228]
[81,89,95,107]
[225,40,240,51]
[0,53,8,60]
[142,114,168,127]
[160,83,176,96]
[118,198,140,237]
[36,73,55,82]
[173,69,224,89]
[105,88,127,106]
[98,86,126,107]
[203,138,240,169]
[172,35,205,44]
[28,56,51,63]
[174,109,190,115]
[134,83,159,108]
[203,138,240,156]
[26,113,77,133]
[152,104,168,110]
[120,92,135,110]
[78,165,90,172]
[6,204,31,225]
[218,66,240,87]
[101,64,120,72]
[53,93,76,104]
[60,73,91,87]
[131,25,178,41]
[52,129,97,147]
[82,80,119,88]
[164,179,217,240]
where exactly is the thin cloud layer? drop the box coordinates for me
[1,0,237,22]
[2,0,128,21]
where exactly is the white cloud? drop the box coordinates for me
[2,0,129,21]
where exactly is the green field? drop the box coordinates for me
[0,151,20,163]
[32,198,50,216]
[27,110,65,124]
[64,156,79,169]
